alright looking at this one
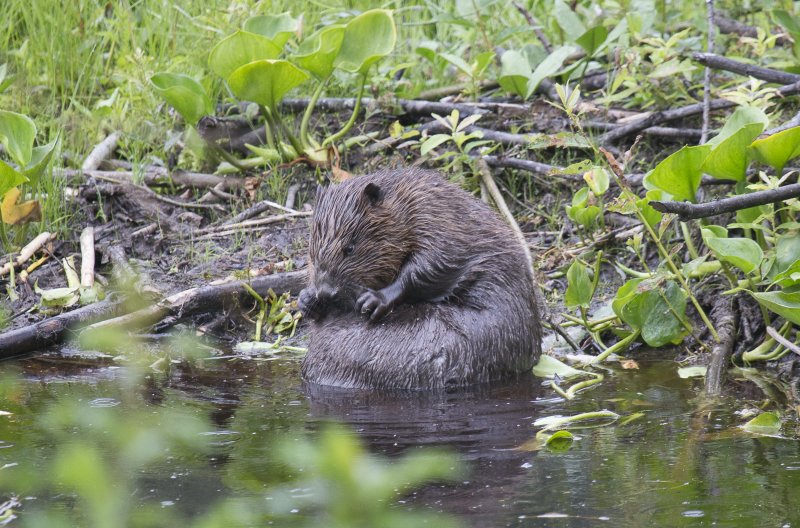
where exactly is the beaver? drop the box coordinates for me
[299,168,541,389]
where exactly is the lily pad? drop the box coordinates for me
[749,126,800,174]
[742,411,781,435]
[532,355,586,379]
[295,25,346,79]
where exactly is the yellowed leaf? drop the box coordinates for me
[621,359,639,369]
[1,187,41,225]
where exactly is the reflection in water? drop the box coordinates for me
[3,357,800,527]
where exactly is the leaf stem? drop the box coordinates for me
[300,78,329,147]
[323,74,366,147]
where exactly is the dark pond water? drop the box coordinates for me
[1,353,799,527]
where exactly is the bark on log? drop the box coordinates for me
[0,271,308,360]
[650,183,800,220]
[705,295,737,396]
[692,52,800,85]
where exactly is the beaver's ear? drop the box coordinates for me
[363,182,384,206]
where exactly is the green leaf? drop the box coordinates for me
[677,366,707,378]
[750,290,800,325]
[498,50,532,99]
[420,134,452,156]
[544,430,574,451]
[439,52,473,77]
[553,0,586,37]
[23,137,58,187]
[749,126,800,174]
[613,279,689,347]
[742,411,781,435]
[527,45,574,97]
[583,167,610,196]
[637,189,663,229]
[768,232,800,281]
[532,355,587,379]
[0,110,36,166]
[0,63,13,94]
[208,30,282,80]
[702,228,763,275]
[702,123,765,180]
[708,105,769,147]
[334,9,396,75]
[295,25,346,79]
[244,12,299,48]
[565,260,593,307]
[0,159,28,198]
[150,73,213,126]
[644,144,710,202]
[576,25,608,55]
[227,60,309,112]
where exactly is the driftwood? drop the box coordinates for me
[650,183,800,220]
[82,131,121,171]
[692,52,800,85]
[0,232,55,277]
[715,14,792,47]
[59,168,246,191]
[0,271,307,359]
[600,80,800,144]
[705,295,737,396]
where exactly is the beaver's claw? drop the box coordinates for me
[357,289,393,321]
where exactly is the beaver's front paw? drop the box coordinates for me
[357,289,393,321]
[299,287,325,321]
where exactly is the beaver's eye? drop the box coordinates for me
[343,241,355,256]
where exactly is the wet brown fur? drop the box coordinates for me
[300,168,542,389]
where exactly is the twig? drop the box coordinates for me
[82,131,121,171]
[281,97,490,117]
[766,325,800,357]
[285,183,302,210]
[416,80,500,101]
[701,0,716,144]
[197,211,311,235]
[584,121,703,139]
[0,232,55,277]
[222,199,298,226]
[513,1,553,53]
[650,183,800,220]
[693,52,800,86]
[475,159,549,319]
[58,168,246,191]
[705,295,737,396]
[79,227,95,288]
[599,80,800,144]
[715,14,792,47]
[765,110,800,135]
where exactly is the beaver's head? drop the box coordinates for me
[308,176,410,309]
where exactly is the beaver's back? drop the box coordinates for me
[301,168,542,389]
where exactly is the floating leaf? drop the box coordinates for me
[227,60,309,112]
[644,144,710,202]
[208,30,282,80]
[0,109,36,166]
[677,366,707,378]
[544,430,574,451]
[750,290,800,325]
[749,126,800,174]
[334,9,396,75]
[295,25,346,79]
[532,355,586,379]
[150,73,213,126]
[565,260,593,307]
[244,12,299,48]
[742,411,781,435]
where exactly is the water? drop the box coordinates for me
[1,355,799,527]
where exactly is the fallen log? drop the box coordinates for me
[0,271,307,360]
[692,52,800,85]
[650,183,800,220]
